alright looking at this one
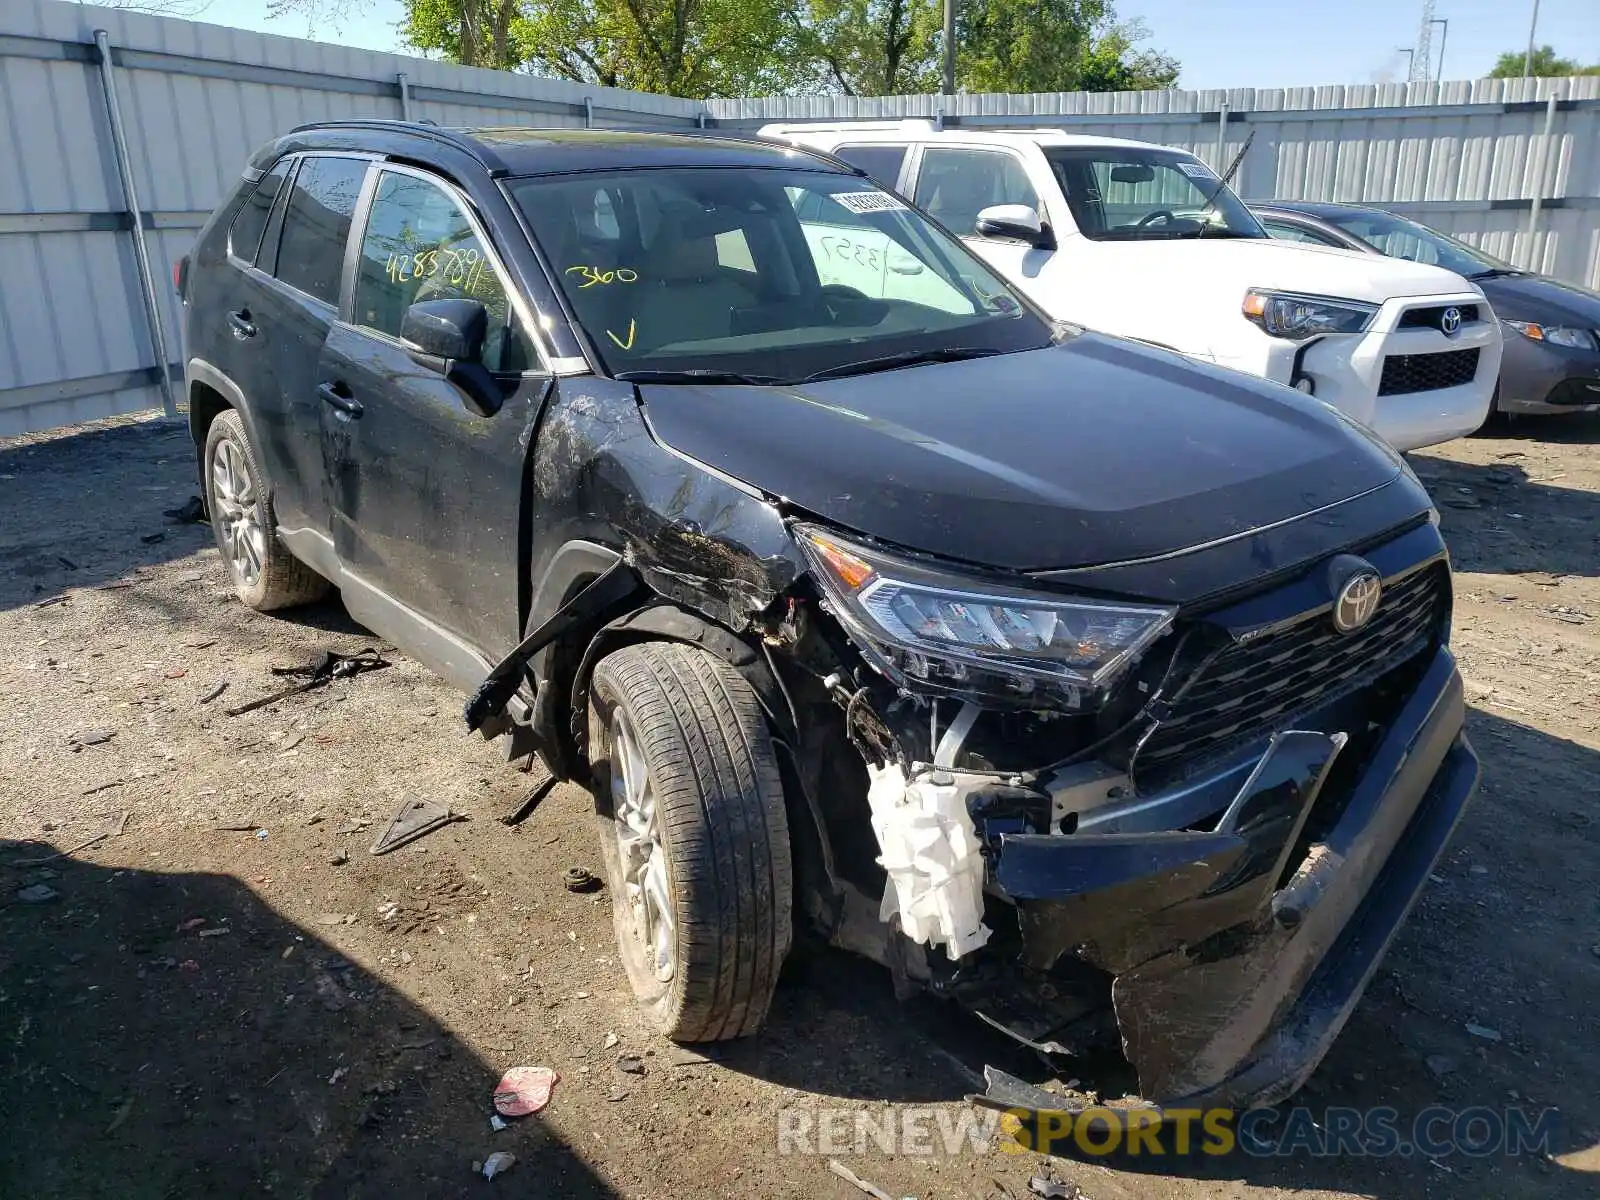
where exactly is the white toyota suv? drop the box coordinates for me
[761,121,1502,451]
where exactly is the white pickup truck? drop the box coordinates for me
[761,121,1502,451]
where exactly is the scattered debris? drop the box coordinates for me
[828,1160,893,1200]
[499,753,557,825]
[1466,1023,1503,1042]
[177,917,207,933]
[489,1114,508,1132]
[225,647,390,717]
[328,1066,348,1085]
[198,927,230,938]
[602,1032,619,1050]
[480,1152,516,1181]
[16,884,60,904]
[563,867,601,894]
[199,681,228,704]
[330,850,349,866]
[164,495,206,524]
[615,1054,645,1076]
[280,732,304,752]
[178,959,200,972]
[1545,605,1592,625]
[1519,571,1563,587]
[216,823,261,833]
[81,779,127,796]
[317,913,355,927]
[1425,1054,1459,1079]
[12,831,109,864]
[369,795,461,856]
[186,638,217,649]
[67,729,116,751]
[104,1098,135,1135]
[255,828,269,840]
[1028,1178,1087,1200]
[34,595,68,609]
[493,1066,558,1117]
[96,579,137,591]
[140,532,166,545]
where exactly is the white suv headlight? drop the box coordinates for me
[795,526,1174,710]
[1243,290,1378,339]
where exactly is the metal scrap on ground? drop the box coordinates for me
[369,795,461,856]
[224,648,389,717]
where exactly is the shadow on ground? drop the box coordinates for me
[0,842,615,1199]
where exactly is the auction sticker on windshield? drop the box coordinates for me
[831,191,908,214]
[1175,161,1217,180]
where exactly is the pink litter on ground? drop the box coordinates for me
[493,1066,557,1117]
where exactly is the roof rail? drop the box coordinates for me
[286,119,510,173]
[758,118,938,137]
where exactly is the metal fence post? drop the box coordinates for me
[396,72,411,120]
[583,96,593,128]
[1216,101,1229,171]
[1523,83,1561,273]
[93,29,178,420]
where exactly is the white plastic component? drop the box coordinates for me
[866,762,992,959]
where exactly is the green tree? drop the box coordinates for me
[959,0,1176,94]
[785,0,943,96]
[1486,45,1600,78]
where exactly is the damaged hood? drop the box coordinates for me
[639,335,1403,572]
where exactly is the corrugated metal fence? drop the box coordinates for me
[2,0,1597,435]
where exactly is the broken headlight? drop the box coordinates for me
[795,525,1174,709]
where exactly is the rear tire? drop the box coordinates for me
[587,641,792,1041]
[203,410,329,611]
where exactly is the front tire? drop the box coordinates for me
[203,410,329,611]
[587,642,792,1042]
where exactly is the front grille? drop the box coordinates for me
[1378,348,1480,395]
[1397,303,1480,331]
[1131,564,1448,784]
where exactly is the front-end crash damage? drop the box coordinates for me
[763,516,1480,1109]
[510,378,1478,1109]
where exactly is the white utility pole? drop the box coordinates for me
[1524,0,1541,76]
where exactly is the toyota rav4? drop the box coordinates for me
[177,122,1479,1107]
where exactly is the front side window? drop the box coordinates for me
[230,159,290,265]
[1045,147,1264,241]
[1319,209,1513,278]
[273,156,368,304]
[834,144,909,188]
[351,170,530,371]
[914,148,1042,235]
[510,167,1048,382]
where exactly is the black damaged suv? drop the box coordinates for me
[178,122,1479,1107]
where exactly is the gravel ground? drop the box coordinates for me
[1,410,1597,1199]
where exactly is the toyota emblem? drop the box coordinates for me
[1332,568,1383,634]
[1440,306,1462,335]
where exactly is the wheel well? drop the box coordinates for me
[189,380,231,447]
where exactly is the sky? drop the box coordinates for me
[141,0,1598,92]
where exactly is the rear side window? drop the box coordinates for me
[834,144,908,188]
[229,160,290,265]
[913,148,1041,235]
[352,170,531,372]
[273,156,368,305]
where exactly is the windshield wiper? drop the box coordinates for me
[799,347,1002,383]
[615,368,783,386]
[1468,267,1526,280]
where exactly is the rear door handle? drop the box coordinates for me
[318,382,363,418]
[227,309,256,339]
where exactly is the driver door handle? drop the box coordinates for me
[318,381,363,418]
[227,309,256,339]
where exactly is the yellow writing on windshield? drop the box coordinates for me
[567,265,639,288]
[606,319,637,350]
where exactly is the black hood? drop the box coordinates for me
[639,335,1403,573]
[1478,272,1600,326]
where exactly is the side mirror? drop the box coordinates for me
[975,204,1053,249]
[400,298,503,418]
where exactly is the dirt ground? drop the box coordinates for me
[1,410,1597,1200]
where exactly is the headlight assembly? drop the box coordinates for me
[1243,290,1377,339]
[1504,321,1599,352]
[794,525,1174,709]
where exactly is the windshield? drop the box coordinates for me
[1317,209,1516,278]
[1044,147,1264,241]
[509,168,1049,381]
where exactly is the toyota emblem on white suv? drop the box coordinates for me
[1440,306,1462,335]
[1332,566,1383,633]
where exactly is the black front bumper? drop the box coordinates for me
[988,646,1479,1108]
